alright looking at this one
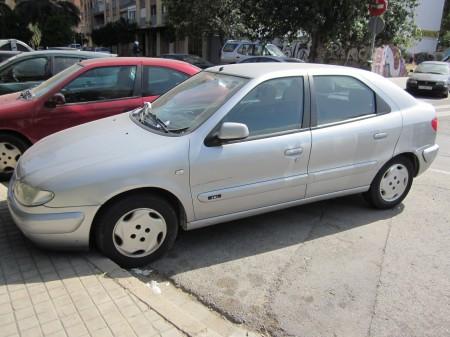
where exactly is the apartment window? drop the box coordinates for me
[150,5,156,15]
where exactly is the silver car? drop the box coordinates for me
[220,40,286,64]
[8,63,439,267]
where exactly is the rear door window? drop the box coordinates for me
[53,57,82,74]
[142,66,188,96]
[313,75,376,125]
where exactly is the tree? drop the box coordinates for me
[91,18,137,48]
[163,0,245,44]
[14,0,80,47]
[239,0,420,62]
[0,2,32,42]
[439,0,450,49]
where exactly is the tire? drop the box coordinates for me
[364,156,414,209]
[0,133,29,181]
[95,193,179,268]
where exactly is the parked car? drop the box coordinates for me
[0,50,115,95]
[0,57,200,178]
[161,53,214,69]
[7,63,439,267]
[406,61,450,98]
[238,56,303,63]
[220,40,286,64]
[82,47,112,54]
[0,39,33,52]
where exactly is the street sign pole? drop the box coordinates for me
[368,0,388,69]
[369,19,378,67]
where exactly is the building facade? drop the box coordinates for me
[408,0,446,54]
[80,0,196,57]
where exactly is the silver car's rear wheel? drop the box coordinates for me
[379,164,409,202]
[95,193,178,268]
[364,156,414,209]
[112,208,167,258]
[0,142,22,174]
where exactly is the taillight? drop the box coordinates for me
[432,117,438,131]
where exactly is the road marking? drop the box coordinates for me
[430,168,450,175]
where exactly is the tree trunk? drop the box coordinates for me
[309,31,321,63]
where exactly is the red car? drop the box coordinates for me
[0,57,200,178]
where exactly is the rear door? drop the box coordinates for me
[306,74,401,197]
[32,64,142,140]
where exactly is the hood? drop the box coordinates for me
[409,72,448,82]
[18,112,186,186]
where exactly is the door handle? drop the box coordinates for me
[284,147,303,156]
[373,132,387,140]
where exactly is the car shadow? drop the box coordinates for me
[149,194,404,276]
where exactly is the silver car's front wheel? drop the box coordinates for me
[112,208,167,258]
[95,194,178,268]
[364,156,414,209]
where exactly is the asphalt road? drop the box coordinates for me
[148,80,450,337]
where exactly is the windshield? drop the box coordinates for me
[134,71,248,133]
[265,44,285,57]
[415,63,449,75]
[30,63,82,97]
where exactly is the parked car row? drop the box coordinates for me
[2,61,439,267]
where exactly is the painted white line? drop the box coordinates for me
[430,168,450,175]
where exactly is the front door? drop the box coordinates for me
[32,65,142,141]
[306,75,402,197]
[189,76,311,220]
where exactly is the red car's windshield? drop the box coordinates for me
[31,63,83,98]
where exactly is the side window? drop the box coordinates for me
[222,43,238,53]
[53,57,81,74]
[0,57,48,82]
[237,44,252,55]
[143,66,188,96]
[223,77,304,137]
[61,66,136,104]
[16,44,29,52]
[0,43,11,51]
[313,75,376,125]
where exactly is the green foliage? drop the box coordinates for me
[0,0,81,47]
[163,0,245,42]
[439,0,450,48]
[239,0,420,61]
[91,18,137,47]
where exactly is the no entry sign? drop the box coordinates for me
[369,0,388,16]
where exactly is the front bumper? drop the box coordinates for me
[7,178,99,250]
[407,82,448,96]
[415,144,439,176]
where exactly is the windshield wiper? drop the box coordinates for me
[18,89,33,100]
[140,102,169,133]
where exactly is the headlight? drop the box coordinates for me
[13,181,54,207]
[407,79,417,84]
[436,81,447,86]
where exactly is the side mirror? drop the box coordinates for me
[409,69,414,73]
[45,92,66,108]
[205,122,249,147]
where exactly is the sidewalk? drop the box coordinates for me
[0,185,259,337]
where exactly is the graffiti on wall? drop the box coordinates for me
[371,45,407,77]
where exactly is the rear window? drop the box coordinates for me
[223,43,238,53]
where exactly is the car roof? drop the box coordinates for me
[80,57,201,74]
[5,50,113,59]
[420,61,448,65]
[207,62,372,78]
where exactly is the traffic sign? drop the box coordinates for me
[369,0,388,16]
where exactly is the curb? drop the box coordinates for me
[85,253,261,337]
